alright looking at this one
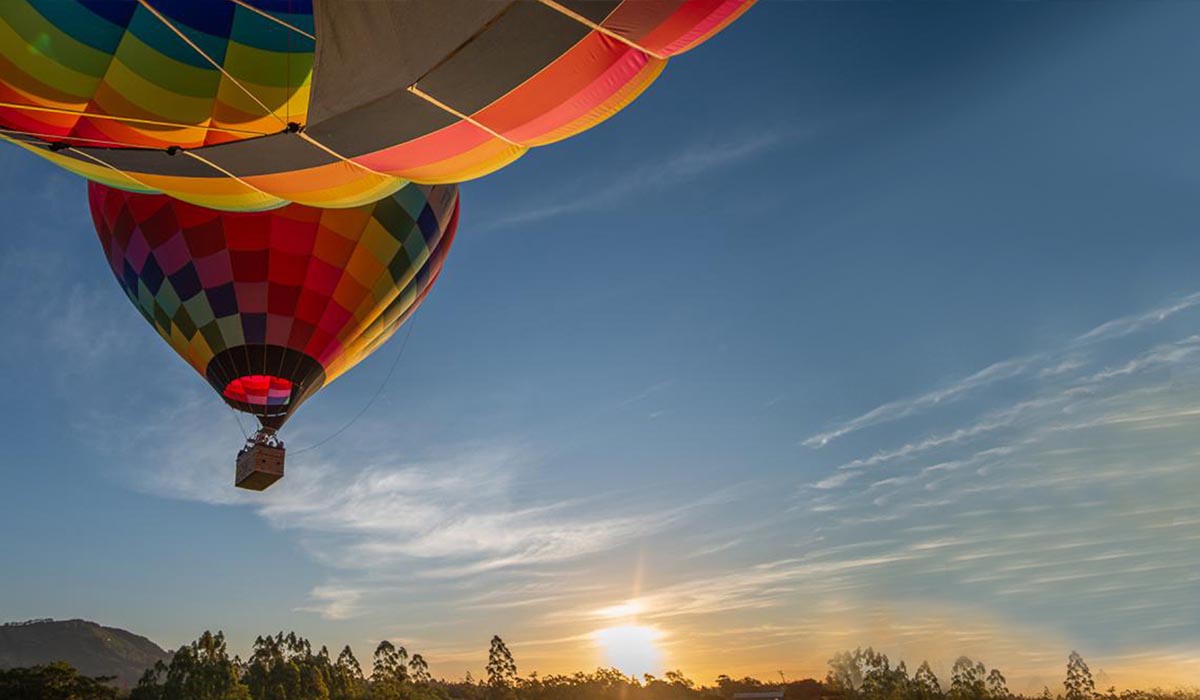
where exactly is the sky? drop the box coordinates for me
[1,1,1199,693]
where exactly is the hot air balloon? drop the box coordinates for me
[89,180,460,489]
[0,0,755,211]
[6,1,755,491]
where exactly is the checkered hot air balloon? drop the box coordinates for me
[89,181,459,489]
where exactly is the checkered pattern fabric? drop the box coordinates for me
[89,180,459,424]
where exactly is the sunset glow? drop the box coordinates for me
[4,3,1200,696]
[593,625,664,678]
[594,600,645,619]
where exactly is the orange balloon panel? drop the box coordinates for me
[1,0,755,210]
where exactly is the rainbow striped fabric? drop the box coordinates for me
[0,0,313,149]
[89,179,459,425]
[1,0,754,211]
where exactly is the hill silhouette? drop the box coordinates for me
[0,619,169,688]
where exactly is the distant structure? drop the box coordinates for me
[1,619,53,627]
[734,691,785,700]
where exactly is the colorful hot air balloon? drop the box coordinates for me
[88,180,459,489]
[5,1,754,490]
[0,0,755,211]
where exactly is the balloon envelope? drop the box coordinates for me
[2,0,754,210]
[88,180,459,427]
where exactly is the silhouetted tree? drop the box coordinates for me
[332,645,366,700]
[827,649,866,697]
[486,635,518,700]
[862,653,908,700]
[986,669,1009,700]
[486,635,517,687]
[372,641,398,682]
[112,636,1200,700]
[1064,652,1095,700]
[133,631,248,700]
[240,631,340,700]
[825,648,864,696]
[372,640,409,684]
[665,670,694,689]
[132,661,168,700]
[410,653,432,684]
[0,662,118,700]
[950,658,988,700]
[716,674,768,698]
[825,647,910,700]
[913,662,943,700]
[859,650,890,700]
[368,642,448,699]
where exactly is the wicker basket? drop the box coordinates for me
[235,442,285,490]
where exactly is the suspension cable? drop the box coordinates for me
[228,403,250,440]
[289,319,419,455]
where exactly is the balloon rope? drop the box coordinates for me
[227,0,315,40]
[295,131,395,177]
[289,318,419,456]
[182,148,280,201]
[228,404,250,441]
[406,86,521,146]
[0,102,271,138]
[286,0,291,124]
[0,127,142,151]
[535,0,666,59]
[137,0,286,127]
[57,147,159,192]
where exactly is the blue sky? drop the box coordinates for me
[2,1,1199,690]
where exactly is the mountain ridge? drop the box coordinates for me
[0,618,171,688]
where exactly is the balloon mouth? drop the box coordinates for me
[206,345,326,429]
[223,375,294,412]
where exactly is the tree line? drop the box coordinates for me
[3,632,1197,700]
[822,647,1199,700]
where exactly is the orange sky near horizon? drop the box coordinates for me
[345,595,1199,694]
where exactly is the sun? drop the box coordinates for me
[592,625,664,678]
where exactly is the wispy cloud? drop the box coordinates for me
[0,246,134,364]
[789,291,1200,686]
[296,585,367,621]
[687,538,745,559]
[802,359,1033,448]
[1074,334,1200,384]
[482,129,796,230]
[84,391,723,621]
[827,396,1064,474]
[122,429,700,579]
[803,291,1200,449]
[45,285,141,369]
[1074,291,1200,344]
